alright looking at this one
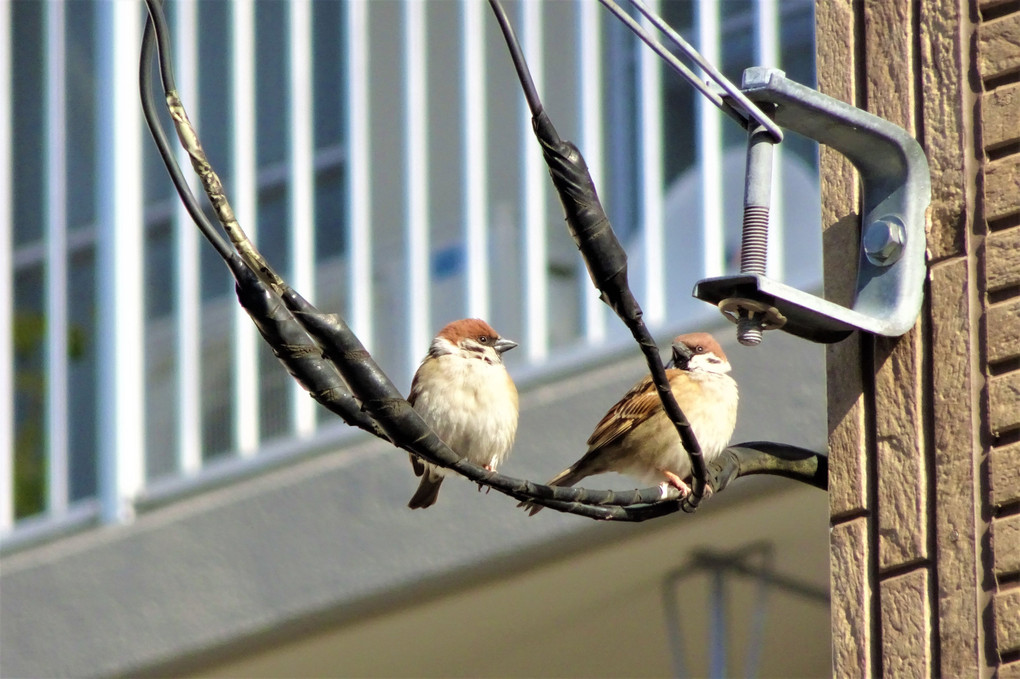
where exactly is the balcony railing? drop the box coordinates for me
[1,0,819,548]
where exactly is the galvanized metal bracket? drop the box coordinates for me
[692,69,931,344]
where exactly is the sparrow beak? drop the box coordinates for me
[670,341,694,370]
[494,338,518,355]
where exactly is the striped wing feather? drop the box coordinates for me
[586,370,680,450]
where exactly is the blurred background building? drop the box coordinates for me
[1,1,831,676]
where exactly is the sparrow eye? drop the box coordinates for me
[695,345,704,353]
[478,335,489,344]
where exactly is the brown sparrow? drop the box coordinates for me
[407,318,520,509]
[530,332,737,512]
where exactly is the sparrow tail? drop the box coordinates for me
[408,476,443,509]
[520,465,588,516]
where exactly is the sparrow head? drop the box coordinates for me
[432,318,517,365]
[670,332,731,374]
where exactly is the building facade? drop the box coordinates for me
[820,1,1020,676]
[1,2,835,677]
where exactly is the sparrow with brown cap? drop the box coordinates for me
[527,332,737,513]
[407,318,519,509]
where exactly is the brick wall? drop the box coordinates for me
[982,1,1020,674]
[819,0,1020,676]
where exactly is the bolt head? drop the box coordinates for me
[863,217,905,266]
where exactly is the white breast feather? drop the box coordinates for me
[413,354,518,476]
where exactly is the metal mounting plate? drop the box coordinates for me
[693,70,931,343]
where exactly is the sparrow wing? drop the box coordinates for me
[407,371,421,408]
[586,370,681,450]
[407,370,425,476]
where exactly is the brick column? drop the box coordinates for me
[818,0,1020,677]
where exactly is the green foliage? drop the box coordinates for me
[11,312,89,519]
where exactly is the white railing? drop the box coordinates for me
[0,0,819,546]
[45,0,70,523]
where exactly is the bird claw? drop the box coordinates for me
[477,464,494,493]
[661,470,691,497]
[677,479,713,514]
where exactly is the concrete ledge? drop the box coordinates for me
[1,329,825,678]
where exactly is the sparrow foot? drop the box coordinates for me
[477,464,494,493]
[660,470,691,496]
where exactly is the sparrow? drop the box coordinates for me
[407,318,520,509]
[527,332,737,514]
